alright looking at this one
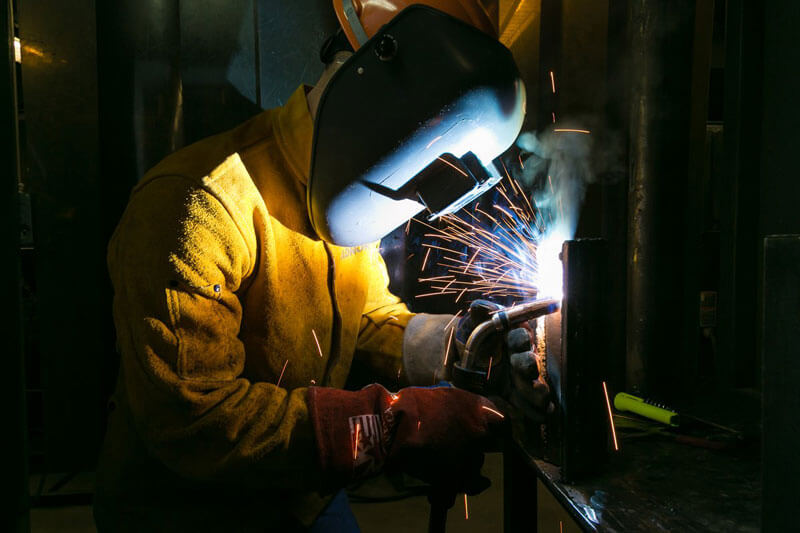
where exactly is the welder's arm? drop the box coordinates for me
[355,244,456,386]
[108,177,317,490]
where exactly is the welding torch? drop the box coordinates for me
[427,298,561,533]
[452,298,561,394]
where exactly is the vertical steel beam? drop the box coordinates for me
[762,235,800,532]
[601,0,629,392]
[681,0,715,398]
[625,0,696,399]
[1,0,29,530]
[559,238,608,480]
[718,0,763,390]
[541,239,609,480]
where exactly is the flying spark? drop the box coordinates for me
[437,156,468,177]
[443,327,456,367]
[602,381,619,451]
[421,248,432,271]
[312,329,323,357]
[276,359,289,388]
[443,310,462,331]
[481,405,505,419]
[464,494,470,520]
[554,128,591,134]
[426,135,443,149]
[415,172,559,303]
[353,421,361,460]
[550,70,556,93]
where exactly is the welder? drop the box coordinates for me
[94,1,550,531]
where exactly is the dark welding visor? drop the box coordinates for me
[308,4,526,246]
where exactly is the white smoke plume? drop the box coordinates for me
[516,127,594,238]
[511,126,595,297]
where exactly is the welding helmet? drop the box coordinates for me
[309,3,526,246]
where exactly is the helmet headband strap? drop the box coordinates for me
[342,0,369,46]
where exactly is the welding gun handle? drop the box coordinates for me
[452,362,489,395]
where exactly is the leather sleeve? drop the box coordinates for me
[354,243,414,382]
[108,175,317,489]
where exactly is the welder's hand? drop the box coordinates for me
[307,384,504,495]
[506,327,554,423]
[454,299,504,361]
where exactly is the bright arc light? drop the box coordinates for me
[535,228,567,299]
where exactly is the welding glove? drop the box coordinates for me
[307,384,504,495]
[506,328,554,423]
[454,300,552,423]
[454,300,504,358]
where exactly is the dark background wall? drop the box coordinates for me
[757,2,800,530]
[18,0,339,478]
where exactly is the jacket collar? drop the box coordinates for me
[274,85,314,185]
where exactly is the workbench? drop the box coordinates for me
[504,414,761,532]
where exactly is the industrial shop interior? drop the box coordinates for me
[4,0,797,532]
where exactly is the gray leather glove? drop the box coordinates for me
[506,327,554,423]
[454,300,503,361]
[453,300,553,423]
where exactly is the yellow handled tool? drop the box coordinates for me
[614,392,679,426]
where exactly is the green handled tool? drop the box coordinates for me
[614,392,680,426]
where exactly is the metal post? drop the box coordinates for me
[625,0,696,399]
[560,238,608,480]
[1,0,29,530]
[718,0,764,391]
[541,239,609,480]
[762,235,800,532]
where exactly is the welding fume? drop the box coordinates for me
[94,1,565,532]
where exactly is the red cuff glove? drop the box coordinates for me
[307,384,504,493]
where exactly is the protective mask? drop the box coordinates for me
[309,5,526,246]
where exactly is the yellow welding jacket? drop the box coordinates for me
[97,85,455,530]
[308,5,526,246]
